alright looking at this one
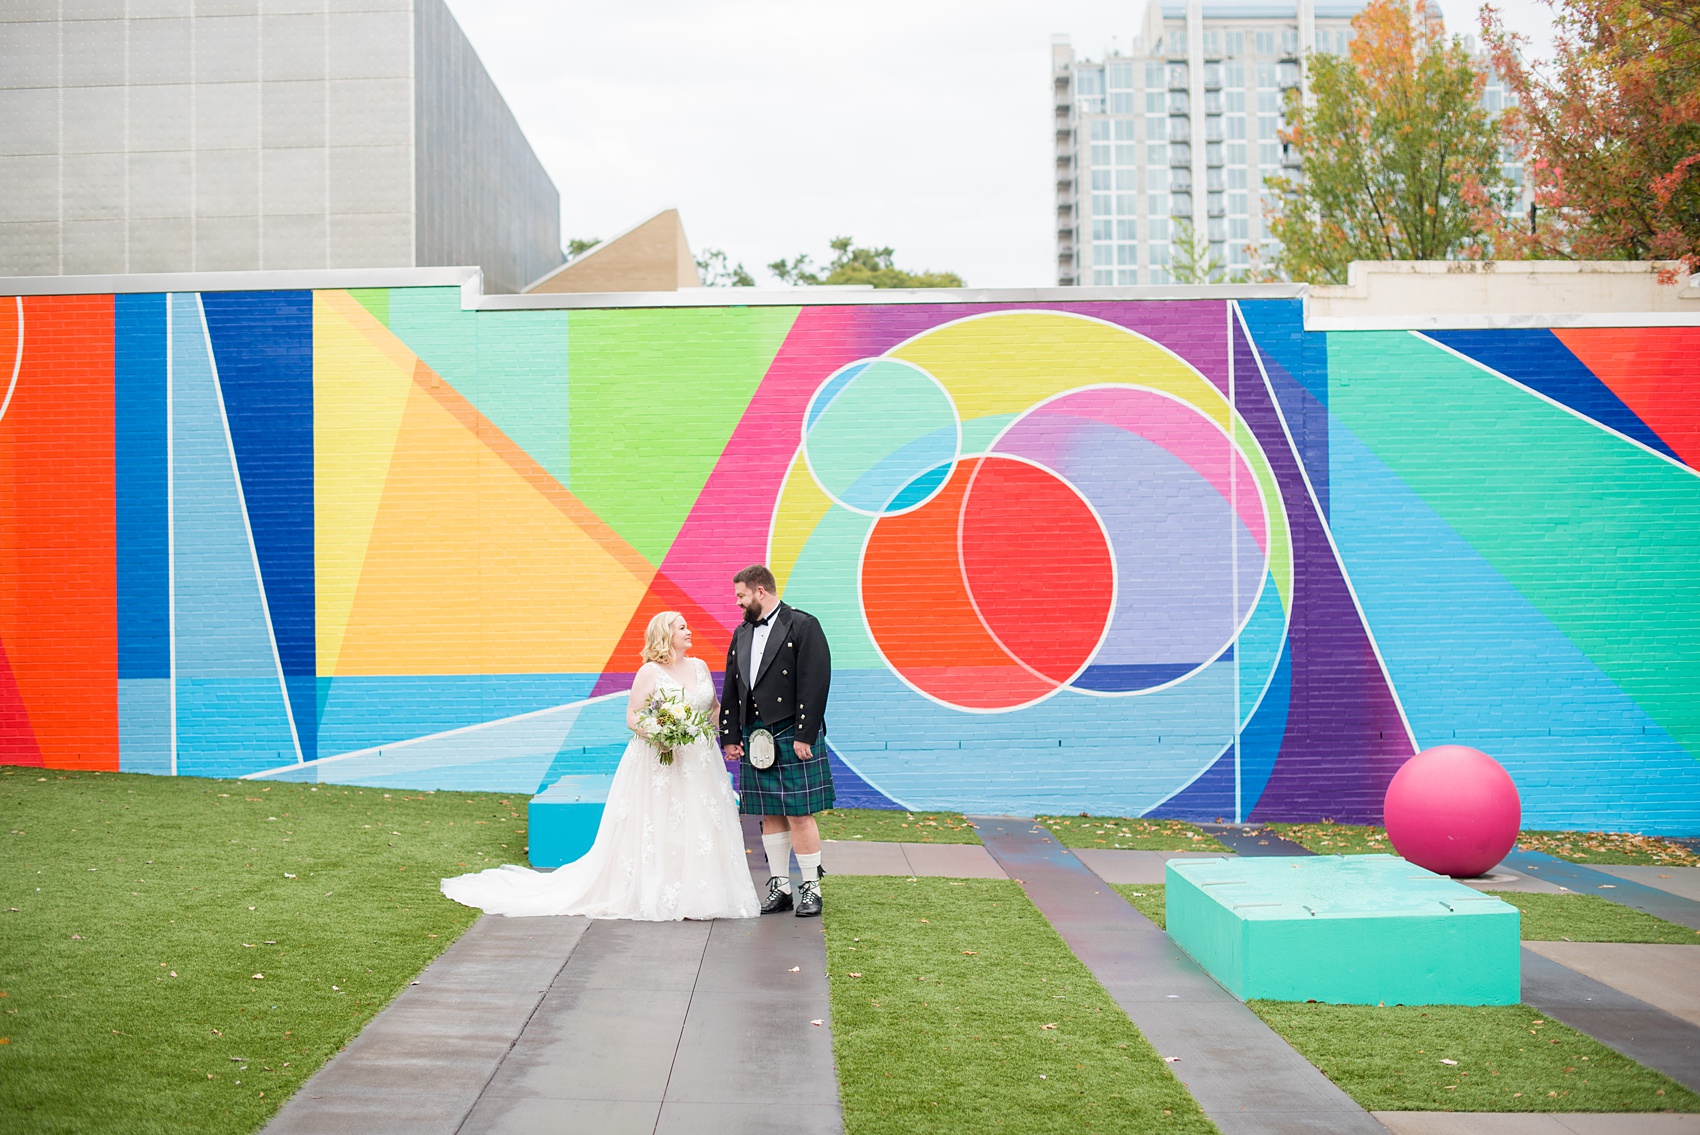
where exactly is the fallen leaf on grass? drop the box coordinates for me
[962,950,978,956]
[1041,1023,1058,1030]
[1440,1059,1458,1066]
[251,974,263,980]
[169,971,177,978]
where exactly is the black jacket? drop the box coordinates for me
[718,603,832,747]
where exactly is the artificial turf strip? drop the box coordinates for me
[1035,816,1227,852]
[823,877,1217,1134]
[816,808,982,844]
[1487,892,1700,943]
[1250,1002,1700,1112]
[0,768,522,1135]
[1117,885,1700,943]
[1263,822,1700,867]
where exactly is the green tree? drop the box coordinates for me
[1481,0,1700,275]
[768,236,964,288]
[566,237,601,259]
[1267,0,1515,283]
[695,248,756,287]
[1168,217,1227,283]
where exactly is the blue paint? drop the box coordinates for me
[1238,640,1292,818]
[1239,303,1330,517]
[1148,740,1237,822]
[1330,418,1700,835]
[315,673,603,758]
[117,678,171,774]
[115,293,169,681]
[170,293,300,774]
[805,360,868,430]
[886,460,951,512]
[202,291,317,757]
[1074,658,1227,692]
[1428,330,1679,461]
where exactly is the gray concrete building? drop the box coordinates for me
[0,0,562,294]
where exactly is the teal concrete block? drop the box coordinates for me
[528,774,616,868]
[1165,855,1521,1005]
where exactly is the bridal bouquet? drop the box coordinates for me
[636,689,712,766]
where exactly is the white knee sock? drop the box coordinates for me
[762,831,793,891]
[797,850,822,885]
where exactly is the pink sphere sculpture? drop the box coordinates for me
[1384,745,1521,878]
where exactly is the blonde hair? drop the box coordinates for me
[640,611,685,664]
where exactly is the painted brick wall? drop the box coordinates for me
[0,287,1695,832]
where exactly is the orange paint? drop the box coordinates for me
[1554,327,1700,468]
[0,296,118,770]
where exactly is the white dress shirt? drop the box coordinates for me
[749,605,778,685]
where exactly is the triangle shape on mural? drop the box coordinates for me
[0,633,44,767]
[1552,328,1700,470]
[591,570,738,698]
[336,373,653,677]
[1147,742,1236,823]
[1228,309,1415,824]
[1429,330,1680,462]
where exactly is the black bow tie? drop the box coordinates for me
[753,613,774,627]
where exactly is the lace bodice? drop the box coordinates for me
[651,657,715,715]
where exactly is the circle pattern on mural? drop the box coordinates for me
[861,456,1115,710]
[991,386,1270,693]
[802,357,959,515]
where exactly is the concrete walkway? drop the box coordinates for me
[1592,866,1700,904]
[1505,851,1700,932]
[973,816,1389,1135]
[1526,941,1700,1028]
[819,838,1005,877]
[266,819,841,1135]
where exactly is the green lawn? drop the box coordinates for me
[0,768,521,1135]
[1035,816,1227,852]
[1252,1002,1700,1112]
[1262,822,1700,867]
[823,877,1216,1134]
[817,809,982,844]
[1488,892,1700,943]
[1113,885,1698,943]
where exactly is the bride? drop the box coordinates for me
[441,612,760,920]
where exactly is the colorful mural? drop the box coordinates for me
[0,285,1696,832]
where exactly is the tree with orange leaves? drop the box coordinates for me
[1267,0,1514,283]
[1481,0,1699,275]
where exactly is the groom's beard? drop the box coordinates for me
[742,603,762,626]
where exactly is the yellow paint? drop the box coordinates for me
[332,383,652,675]
[768,449,833,591]
[890,311,1234,431]
[314,291,417,672]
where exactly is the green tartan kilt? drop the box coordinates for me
[738,718,835,816]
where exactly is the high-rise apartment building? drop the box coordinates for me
[0,0,562,294]
[1053,0,1525,285]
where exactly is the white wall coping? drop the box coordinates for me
[3,262,1696,329]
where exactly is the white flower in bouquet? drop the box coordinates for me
[637,689,712,765]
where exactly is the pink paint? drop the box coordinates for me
[657,307,874,622]
[1384,745,1522,878]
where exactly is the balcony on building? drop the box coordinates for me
[1278,61,1301,88]
[1168,90,1189,115]
[1203,62,1223,89]
[1206,142,1224,166]
[1169,192,1194,216]
[1168,62,1189,89]
[1208,193,1226,218]
[1171,168,1193,191]
[1170,142,1192,166]
[1169,120,1192,143]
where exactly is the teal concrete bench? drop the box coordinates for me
[1165,854,1520,1005]
[528,774,616,868]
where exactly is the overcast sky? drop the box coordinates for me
[444,0,1557,289]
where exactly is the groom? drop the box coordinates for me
[719,564,833,917]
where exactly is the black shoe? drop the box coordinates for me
[760,876,794,914]
[795,879,822,918]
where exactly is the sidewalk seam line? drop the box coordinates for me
[651,916,714,1133]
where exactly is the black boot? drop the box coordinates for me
[794,878,822,917]
[760,876,794,914]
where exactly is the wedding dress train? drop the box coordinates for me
[441,659,761,920]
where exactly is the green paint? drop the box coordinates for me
[346,288,389,326]
[1328,332,1700,758]
[567,307,798,562]
[386,287,572,492]
[960,413,1019,455]
[1166,856,1522,1005]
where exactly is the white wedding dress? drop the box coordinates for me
[441,659,761,920]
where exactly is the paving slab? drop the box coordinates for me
[1074,848,1226,884]
[1524,942,1700,1028]
[900,840,1007,878]
[263,914,589,1135]
[1521,946,1700,1093]
[1592,866,1700,904]
[1373,1113,1700,1134]
[1199,824,1316,857]
[820,839,912,875]
[974,816,1388,1135]
[1465,866,1572,895]
[1505,851,1700,931]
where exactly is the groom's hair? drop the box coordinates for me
[732,565,777,593]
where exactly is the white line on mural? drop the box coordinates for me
[1233,302,1421,752]
[0,296,21,426]
[238,690,631,780]
[197,294,306,766]
[1412,331,1699,482]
